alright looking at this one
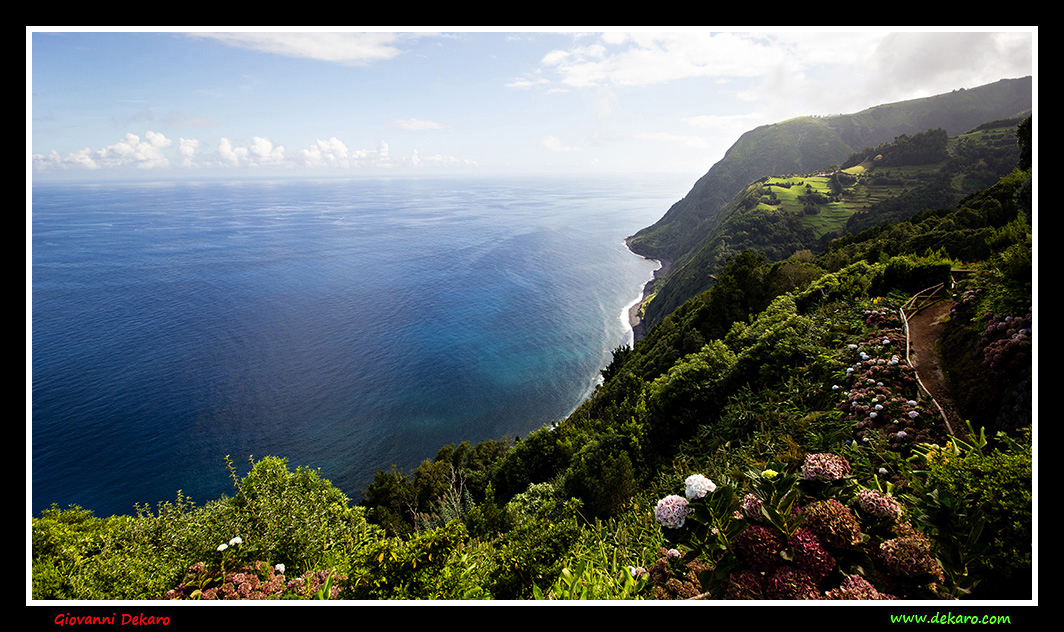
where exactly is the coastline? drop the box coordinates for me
[624,237,671,343]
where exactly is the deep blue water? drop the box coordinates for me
[30,174,687,518]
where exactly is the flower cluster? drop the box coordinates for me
[654,495,691,530]
[833,312,952,460]
[646,547,711,600]
[734,524,786,572]
[800,499,863,549]
[980,312,1032,372]
[879,535,945,583]
[824,574,897,600]
[726,566,821,600]
[787,528,836,581]
[740,493,764,522]
[800,453,851,482]
[284,569,347,600]
[685,474,717,499]
[854,488,904,522]
[163,560,287,601]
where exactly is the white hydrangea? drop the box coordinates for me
[684,473,717,499]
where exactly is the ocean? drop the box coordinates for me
[30,174,688,518]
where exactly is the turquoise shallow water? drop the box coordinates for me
[30,174,687,517]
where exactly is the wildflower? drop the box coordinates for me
[684,474,717,499]
[832,384,839,390]
[654,495,690,529]
[907,400,917,406]
[762,469,778,479]
[217,543,228,552]
[882,338,890,345]
[666,548,682,559]
[229,536,242,546]
[275,564,285,574]
[848,344,858,350]
[908,410,919,419]
[896,430,908,439]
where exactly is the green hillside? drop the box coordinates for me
[628,78,1030,325]
[639,118,1027,329]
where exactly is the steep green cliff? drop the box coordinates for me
[630,77,1032,329]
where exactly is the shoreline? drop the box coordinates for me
[624,237,671,343]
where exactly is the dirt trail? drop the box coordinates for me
[904,300,965,436]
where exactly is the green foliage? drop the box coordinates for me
[345,519,485,599]
[905,426,1032,598]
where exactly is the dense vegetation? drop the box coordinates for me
[32,115,1032,603]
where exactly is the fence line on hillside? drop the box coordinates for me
[897,279,956,437]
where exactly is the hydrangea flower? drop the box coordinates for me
[654,495,690,529]
[825,574,896,600]
[801,499,863,548]
[800,453,852,482]
[879,536,945,582]
[684,474,717,499]
[855,488,904,521]
[741,493,764,521]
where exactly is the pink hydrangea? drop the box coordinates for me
[654,494,691,529]
[855,488,904,521]
[801,453,852,482]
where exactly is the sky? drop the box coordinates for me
[28,28,1036,182]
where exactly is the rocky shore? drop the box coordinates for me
[625,239,671,343]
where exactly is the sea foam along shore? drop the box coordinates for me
[623,237,671,344]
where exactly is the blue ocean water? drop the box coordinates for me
[30,174,687,518]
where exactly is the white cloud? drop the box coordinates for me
[178,138,200,167]
[188,32,411,66]
[248,136,285,163]
[97,131,172,169]
[539,32,790,88]
[217,137,249,165]
[299,137,351,168]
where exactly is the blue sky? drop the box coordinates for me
[28,28,1036,181]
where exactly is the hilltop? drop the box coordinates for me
[629,77,1032,328]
